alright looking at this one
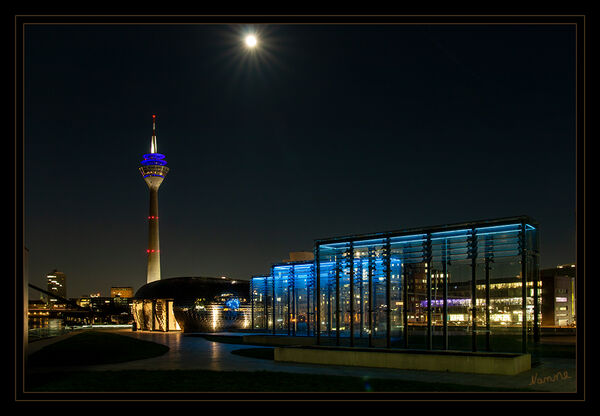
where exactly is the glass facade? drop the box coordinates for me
[251,216,540,353]
[251,262,317,336]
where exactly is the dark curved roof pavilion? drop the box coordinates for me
[134,276,250,307]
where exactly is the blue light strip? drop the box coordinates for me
[141,153,168,166]
[320,243,349,250]
[431,228,472,236]
[143,153,166,160]
[390,234,427,244]
[141,160,168,166]
[475,224,521,232]
[475,230,519,238]
[351,238,386,247]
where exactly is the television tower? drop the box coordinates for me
[140,115,169,284]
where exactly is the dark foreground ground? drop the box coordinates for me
[26,368,534,392]
[25,330,575,393]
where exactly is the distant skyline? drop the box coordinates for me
[24,21,577,298]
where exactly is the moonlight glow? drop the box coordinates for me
[245,35,257,47]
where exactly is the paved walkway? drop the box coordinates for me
[28,328,577,392]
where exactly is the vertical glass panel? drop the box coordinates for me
[288,266,294,334]
[251,277,267,330]
[428,258,445,349]
[382,238,408,348]
[250,278,256,327]
[473,260,487,350]
[266,274,274,332]
[446,257,471,352]
[406,262,427,348]
[354,255,367,341]
[339,245,352,343]
[294,265,308,336]
[525,226,539,344]
[396,236,426,348]
[372,248,387,343]
[486,257,523,352]
[318,245,339,341]
[389,254,403,343]
[272,266,289,334]
[528,227,541,337]
[353,247,369,342]
[306,263,316,336]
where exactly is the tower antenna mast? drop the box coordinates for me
[151,114,157,153]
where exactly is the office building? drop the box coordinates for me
[111,287,134,298]
[46,269,66,305]
[541,264,576,327]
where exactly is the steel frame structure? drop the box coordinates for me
[250,216,540,353]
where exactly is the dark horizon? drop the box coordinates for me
[24,23,576,299]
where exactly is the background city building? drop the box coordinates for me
[541,264,576,327]
[46,270,66,306]
[284,251,315,263]
[111,287,134,298]
[29,282,135,327]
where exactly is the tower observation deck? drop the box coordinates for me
[140,115,169,284]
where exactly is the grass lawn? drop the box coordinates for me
[28,331,170,367]
[26,369,535,392]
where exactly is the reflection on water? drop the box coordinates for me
[28,318,77,341]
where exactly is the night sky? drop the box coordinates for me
[24,23,576,299]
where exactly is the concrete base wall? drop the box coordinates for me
[241,334,389,348]
[275,346,531,375]
[242,335,317,346]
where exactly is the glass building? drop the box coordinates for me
[251,216,540,353]
[251,262,317,336]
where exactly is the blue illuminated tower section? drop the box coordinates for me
[139,115,169,284]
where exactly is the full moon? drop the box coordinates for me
[245,35,257,47]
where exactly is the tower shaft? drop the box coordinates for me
[146,187,161,283]
[142,173,167,284]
